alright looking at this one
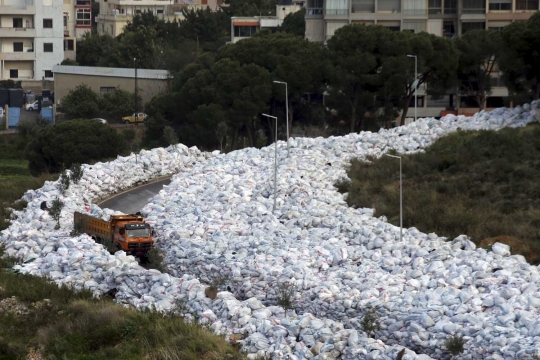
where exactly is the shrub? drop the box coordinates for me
[25,120,127,176]
[163,126,179,146]
[47,198,64,230]
[69,163,84,184]
[147,247,168,273]
[444,333,465,357]
[71,217,84,236]
[276,282,295,312]
[360,307,380,337]
[57,171,70,194]
[100,236,118,255]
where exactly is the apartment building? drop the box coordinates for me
[0,0,64,81]
[306,0,539,41]
[231,2,303,43]
[306,0,538,117]
[96,0,223,37]
[62,0,92,60]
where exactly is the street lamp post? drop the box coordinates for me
[273,81,289,153]
[384,154,402,243]
[262,113,278,214]
[133,57,139,128]
[407,54,417,123]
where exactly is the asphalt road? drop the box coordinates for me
[98,178,171,214]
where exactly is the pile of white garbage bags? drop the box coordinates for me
[2,103,540,360]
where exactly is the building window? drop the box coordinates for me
[64,15,68,26]
[378,0,400,12]
[428,0,442,14]
[76,9,91,26]
[307,0,325,13]
[443,20,456,38]
[10,70,18,79]
[44,70,53,78]
[44,43,53,52]
[135,9,142,13]
[409,96,425,107]
[444,0,457,13]
[234,26,258,37]
[462,22,485,34]
[76,0,90,4]
[157,9,164,14]
[489,0,511,10]
[100,87,116,93]
[43,18,53,28]
[516,0,539,9]
[64,39,74,50]
[13,18,23,28]
[13,42,23,52]
[462,0,486,13]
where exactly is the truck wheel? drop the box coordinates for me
[124,120,130,125]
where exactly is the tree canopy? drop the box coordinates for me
[500,12,540,100]
[25,120,127,176]
[280,8,306,37]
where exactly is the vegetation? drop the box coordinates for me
[360,307,380,337]
[47,198,64,230]
[279,8,306,37]
[68,11,540,152]
[0,248,247,360]
[444,333,465,358]
[276,282,295,313]
[337,124,540,264]
[147,247,168,273]
[455,29,501,109]
[0,139,57,231]
[60,84,139,121]
[25,120,127,176]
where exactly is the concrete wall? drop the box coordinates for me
[35,0,64,80]
[54,72,168,111]
[4,60,33,79]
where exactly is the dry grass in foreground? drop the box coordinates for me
[0,249,247,360]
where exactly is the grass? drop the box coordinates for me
[337,123,540,264]
[0,249,247,360]
[0,140,58,232]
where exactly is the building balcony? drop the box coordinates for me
[0,27,36,37]
[0,2,36,15]
[0,52,35,61]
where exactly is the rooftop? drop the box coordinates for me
[52,65,170,80]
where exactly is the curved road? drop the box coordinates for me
[98,178,171,213]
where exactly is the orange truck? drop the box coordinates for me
[74,212,154,258]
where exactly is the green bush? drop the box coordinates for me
[444,333,465,357]
[25,120,127,176]
[360,307,380,337]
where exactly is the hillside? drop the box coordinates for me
[1,102,540,359]
[337,123,540,264]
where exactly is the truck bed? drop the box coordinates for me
[74,211,111,240]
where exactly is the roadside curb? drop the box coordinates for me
[95,175,173,207]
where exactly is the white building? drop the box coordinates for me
[96,0,218,38]
[0,0,64,81]
[62,0,93,60]
[230,3,303,43]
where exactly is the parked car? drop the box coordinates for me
[25,101,39,111]
[91,118,108,124]
[122,112,148,124]
[0,108,4,119]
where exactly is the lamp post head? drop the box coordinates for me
[273,80,286,85]
[407,54,416,58]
